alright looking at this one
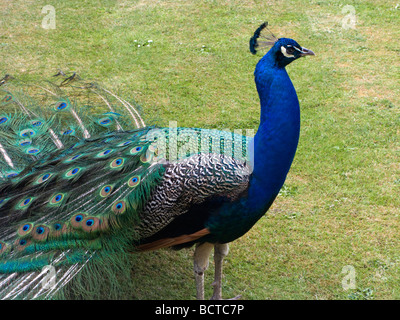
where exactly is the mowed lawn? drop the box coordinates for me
[1,0,399,299]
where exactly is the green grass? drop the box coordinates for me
[1,0,400,299]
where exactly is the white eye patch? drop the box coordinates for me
[280,46,295,58]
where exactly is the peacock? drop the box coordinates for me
[0,22,314,300]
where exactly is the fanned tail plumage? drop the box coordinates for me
[0,73,156,299]
[0,73,253,299]
[0,72,145,180]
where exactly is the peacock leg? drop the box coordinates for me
[210,243,229,300]
[211,243,241,300]
[193,242,214,300]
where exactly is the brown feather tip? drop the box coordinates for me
[136,228,211,252]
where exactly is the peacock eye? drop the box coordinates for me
[50,193,64,205]
[20,140,32,147]
[112,200,126,214]
[37,173,52,184]
[0,117,9,124]
[31,120,42,127]
[20,129,35,138]
[100,185,113,197]
[128,175,141,188]
[98,117,113,126]
[26,147,40,155]
[65,167,81,178]
[110,158,125,169]
[18,197,34,209]
[55,101,68,111]
[36,226,45,234]
[286,46,295,54]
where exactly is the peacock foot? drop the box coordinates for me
[210,281,242,300]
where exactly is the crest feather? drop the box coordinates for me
[249,22,278,55]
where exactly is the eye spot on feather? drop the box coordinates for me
[112,200,126,215]
[65,153,83,163]
[118,141,132,147]
[82,217,100,233]
[17,223,34,237]
[0,117,9,125]
[55,101,68,111]
[32,225,50,241]
[97,149,113,158]
[18,197,34,210]
[98,117,113,126]
[3,95,12,102]
[14,238,31,251]
[36,226,44,234]
[26,147,40,155]
[31,120,42,127]
[128,175,140,188]
[36,173,52,184]
[20,129,35,138]
[20,139,32,147]
[62,128,75,135]
[130,146,142,155]
[6,172,18,178]
[71,213,87,228]
[110,158,125,169]
[50,222,65,237]
[65,167,81,178]
[100,185,113,197]
[49,193,64,205]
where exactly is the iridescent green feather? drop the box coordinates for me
[0,73,252,299]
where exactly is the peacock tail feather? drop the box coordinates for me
[0,72,145,179]
[0,72,253,299]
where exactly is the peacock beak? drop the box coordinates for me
[300,47,315,56]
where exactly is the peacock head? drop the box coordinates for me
[249,22,315,68]
[272,38,315,67]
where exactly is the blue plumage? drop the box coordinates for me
[198,35,314,246]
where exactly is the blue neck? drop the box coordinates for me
[247,48,300,214]
[203,46,301,243]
